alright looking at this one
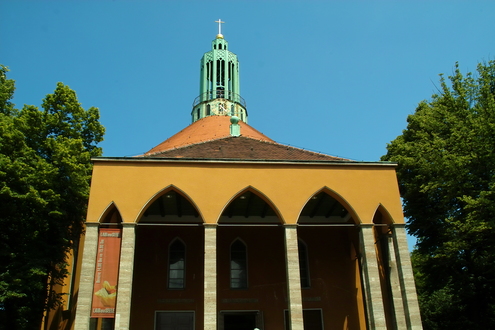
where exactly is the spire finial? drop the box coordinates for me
[215,19,225,38]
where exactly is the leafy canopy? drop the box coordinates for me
[382,60,495,329]
[0,65,104,330]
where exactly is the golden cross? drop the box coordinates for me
[215,19,225,35]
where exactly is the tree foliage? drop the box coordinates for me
[0,65,104,329]
[382,60,495,329]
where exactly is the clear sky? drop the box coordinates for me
[3,1,495,249]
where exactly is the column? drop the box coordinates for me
[387,232,408,329]
[204,224,217,330]
[114,223,136,330]
[360,225,387,330]
[393,225,423,330]
[284,225,304,330]
[74,222,99,330]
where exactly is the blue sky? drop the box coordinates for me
[3,1,495,249]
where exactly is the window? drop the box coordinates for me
[168,239,185,289]
[298,240,310,288]
[230,239,247,289]
[206,104,211,116]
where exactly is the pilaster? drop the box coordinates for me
[74,222,99,330]
[284,225,304,330]
[387,231,408,329]
[360,225,387,330]
[114,223,136,330]
[204,224,217,330]
[393,225,423,329]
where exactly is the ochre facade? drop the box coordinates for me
[55,158,422,330]
[86,161,403,225]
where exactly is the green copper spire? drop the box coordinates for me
[191,20,248,123]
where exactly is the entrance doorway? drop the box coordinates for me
[221,311,260,330]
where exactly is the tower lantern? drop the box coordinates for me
[191,19,248,123]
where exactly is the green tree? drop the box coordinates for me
[0,65,104,329]
[382,60,495,329]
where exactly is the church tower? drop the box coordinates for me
[191,19,248,123]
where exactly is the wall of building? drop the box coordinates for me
[49,159,414,330]
[86,160,404,226]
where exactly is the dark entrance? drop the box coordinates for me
[223,312,257,330]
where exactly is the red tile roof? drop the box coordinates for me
[144,116,273,155]
[143,136,348,161]
[141,115,348,162]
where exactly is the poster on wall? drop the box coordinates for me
[91,228,122,318]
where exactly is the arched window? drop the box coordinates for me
[298,240,310,288]
[206,104,211,116]
[168,239,186,289]
[230,239,247,289]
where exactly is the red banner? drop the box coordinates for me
[91,228,122,318]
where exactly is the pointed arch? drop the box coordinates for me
[297,187,360,224]
[372,204,395,225]
[218,186,284,224]
[98,202,123,224]
[136,185,204,224]
[371,204,397,329]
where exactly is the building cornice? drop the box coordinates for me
[91,156,397,167]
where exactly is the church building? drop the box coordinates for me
[47,21,422,330]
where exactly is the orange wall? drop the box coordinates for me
[86,160,403,226]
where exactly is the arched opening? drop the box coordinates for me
[140,189,202,224]
[99,202,123,224]
[130,188,204,329]
[297,189,365,330]
[298,190,355,224]
[217,188,286,326]
[373,205,397,330]
[89,204,123,330]
[219,188,281,224]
